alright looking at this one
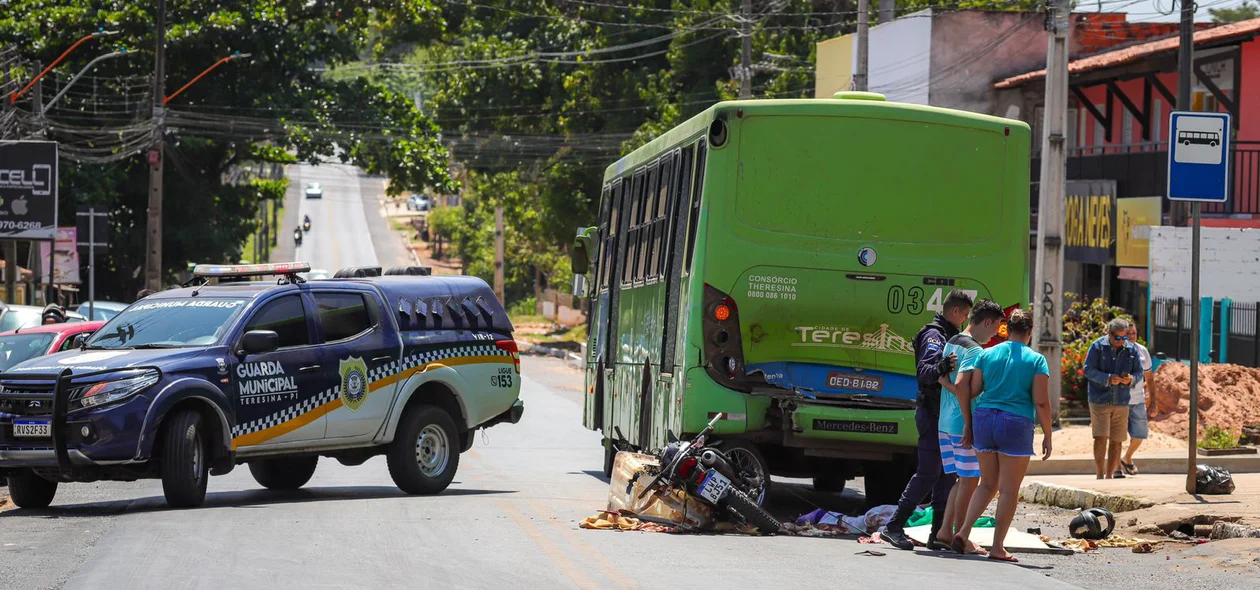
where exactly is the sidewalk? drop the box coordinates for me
[1029,450,1260,476]
[1022,473,1260,530]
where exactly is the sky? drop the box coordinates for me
[1100,0,1250,23]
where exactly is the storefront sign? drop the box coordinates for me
[1116,197,1162,268]
[1064,180,1116,265]
[0,141,57,239]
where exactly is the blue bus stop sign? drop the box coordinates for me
[1167,111,1231,203]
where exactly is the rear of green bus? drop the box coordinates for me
[687,94,1029,490]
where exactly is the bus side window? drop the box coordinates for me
[651,153,674,279]
[623,170,644,286]
[684,141,708,274]
[595,184,612,294]
[637,163,658,283]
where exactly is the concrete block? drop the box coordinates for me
[1019,481,1154,513]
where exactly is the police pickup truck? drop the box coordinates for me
[0,262,523,508]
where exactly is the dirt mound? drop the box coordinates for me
[1149,362,1260,440]
[1053,424,1185,455]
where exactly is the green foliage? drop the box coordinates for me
[1060,295,1137,404]
[1199,425,1241,450]
[507,296,538,318]
[1210,0,1260,22]
[0,0,451,298]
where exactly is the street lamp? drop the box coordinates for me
[8,29,119,105]
[163,52,252,106]
[41,48,138,116]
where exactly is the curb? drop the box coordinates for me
[1019,481,1155,513]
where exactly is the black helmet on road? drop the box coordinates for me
[1069,507,1115,540]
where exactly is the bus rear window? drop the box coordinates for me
[735,116,1006,245]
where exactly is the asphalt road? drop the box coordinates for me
[280,162,411,271]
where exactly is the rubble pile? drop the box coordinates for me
[1149,363,1260,440]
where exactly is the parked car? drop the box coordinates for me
[0,321,107,372]
[72,301,129,321]
[0,262,523,509]
[0,305,87,332]
[305,182,323,199]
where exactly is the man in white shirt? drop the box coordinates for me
[1120,324,1155,477]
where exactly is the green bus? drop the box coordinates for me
[570,92,1029,503]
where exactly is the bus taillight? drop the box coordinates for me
[703,284,748,386]
[986,304,1021,348]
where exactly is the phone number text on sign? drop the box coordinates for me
[747,274,799,301]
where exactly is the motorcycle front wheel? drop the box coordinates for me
[723,488,781,535]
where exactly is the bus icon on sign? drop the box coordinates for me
[1172,114,1226,166]
[1178,130,1220,147]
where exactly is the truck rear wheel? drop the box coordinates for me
[388,404,460,495]
[160,409,209,508]
[249,456,318,490]
[7,470,57,509]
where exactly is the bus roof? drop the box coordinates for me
[603,97,1030,183]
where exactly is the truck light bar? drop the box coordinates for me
[192,262,312,278]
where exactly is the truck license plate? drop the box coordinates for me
[698,471,732,504]
[13,419,51,438]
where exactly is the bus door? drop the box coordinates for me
[656,145,697,443]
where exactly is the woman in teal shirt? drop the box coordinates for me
[950,309,1053,563]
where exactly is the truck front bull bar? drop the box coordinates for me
[0,366,163,475]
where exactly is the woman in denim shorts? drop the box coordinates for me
[950,309,1054,563]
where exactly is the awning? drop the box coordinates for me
[1119,267,1149,282]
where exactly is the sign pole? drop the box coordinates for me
[88,207,95,321]
[1187,202,1201,494]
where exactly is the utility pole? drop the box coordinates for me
[1033,0,1070,424]
[145,0,167,292]
[1179,0,1201,495]
[1173,1,1195,228]
[493,206,505,302]
[878,0,895,23]
[855,0,870,91]
[740,0,752,99]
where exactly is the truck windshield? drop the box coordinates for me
[85,298,249,349]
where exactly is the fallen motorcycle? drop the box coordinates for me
[635,413,782,534]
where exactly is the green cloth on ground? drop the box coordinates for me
[906,506,994,529]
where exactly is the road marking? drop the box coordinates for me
[498,500,597,589]
[325,187,340,269]
[527,500,633,590]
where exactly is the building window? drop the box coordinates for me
[1122,109,1134,148]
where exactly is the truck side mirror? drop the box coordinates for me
[572,274,589,298]
[570,227,595,275]
[240,330,280,355]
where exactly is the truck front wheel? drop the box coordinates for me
[387,404,460,495]
[160,409,209,508]
[7,470,58,509]
[249,456,318,490]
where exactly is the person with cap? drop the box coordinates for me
[41,303,67,325]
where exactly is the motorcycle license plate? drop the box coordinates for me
[698,471,733,504]
[13,419,51,438]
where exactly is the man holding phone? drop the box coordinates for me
[1083,318,1140,479]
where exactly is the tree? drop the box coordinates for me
[0,0,452,299]
[1210,0,1260,22]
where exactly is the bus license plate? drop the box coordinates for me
[698,471,732,504]
[13,420,51,438]
[826,371,883,392]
